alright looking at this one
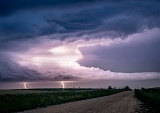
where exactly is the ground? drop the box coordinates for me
[19,91,140,113]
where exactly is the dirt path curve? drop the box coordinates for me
[19,91,140,113]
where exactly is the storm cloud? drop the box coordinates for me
[0,0,160,82]
[78,28,160,72]
[0,54,42,81]
[1,0,160,42]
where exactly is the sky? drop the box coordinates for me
[0,0,160,88]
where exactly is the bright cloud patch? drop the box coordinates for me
[2,28,158,81]
[0,0,160,82]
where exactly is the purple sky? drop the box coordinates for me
[0,0,160,88]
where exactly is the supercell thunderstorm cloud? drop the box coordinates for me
[0,0,160,88]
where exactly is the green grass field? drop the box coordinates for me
[135,88,160,113]
[0,88,124,113]
[0,89,51,95]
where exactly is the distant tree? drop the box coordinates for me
[108,86,112,89]
[141,87,145,90]
[124,86,131,90]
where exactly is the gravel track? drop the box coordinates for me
[19,91,140,113]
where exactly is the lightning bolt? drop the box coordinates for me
[23,82,32,89]
[61,81,65,89]
[23,83,27,89]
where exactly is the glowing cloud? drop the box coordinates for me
[49,46,69,54]
[27,46,83,69]
[12,28,160,81]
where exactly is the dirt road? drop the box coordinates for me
[19,91,140,113]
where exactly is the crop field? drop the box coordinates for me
[135,88,160,113]
[0,88,124,113]
[0,89,51,95]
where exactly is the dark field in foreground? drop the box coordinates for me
[135,88,160,113]
[19,91,138,113]
[0,88,125,113]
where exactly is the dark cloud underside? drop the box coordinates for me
[1,0,160,44]
[0,0,160,81]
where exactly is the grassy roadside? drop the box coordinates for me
[135,88,160,113]
[0,89,125,113]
